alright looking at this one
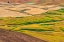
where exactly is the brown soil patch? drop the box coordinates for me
[0,29,47,42]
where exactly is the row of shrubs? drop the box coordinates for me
[16,28,55,32]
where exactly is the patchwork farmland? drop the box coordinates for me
[0,2,64,42]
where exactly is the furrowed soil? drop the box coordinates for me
[0,29,47,42]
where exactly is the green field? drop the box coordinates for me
[0,8,64,42]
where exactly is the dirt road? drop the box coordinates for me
[0,29,47,42]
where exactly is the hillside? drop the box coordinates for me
[0,0,64,42]
[0,8,64,42]
[0,3,61,17]
[0,0,64,5]
[0,29,46,42]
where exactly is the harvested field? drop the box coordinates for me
[0,7,31,17]
[0,29,47,42]
[0,3,62,17]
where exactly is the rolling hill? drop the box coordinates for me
[0,0,64,42]
[0,29,47,42]
[0,0,64,5]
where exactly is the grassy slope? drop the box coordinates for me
[0,8,64,42]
